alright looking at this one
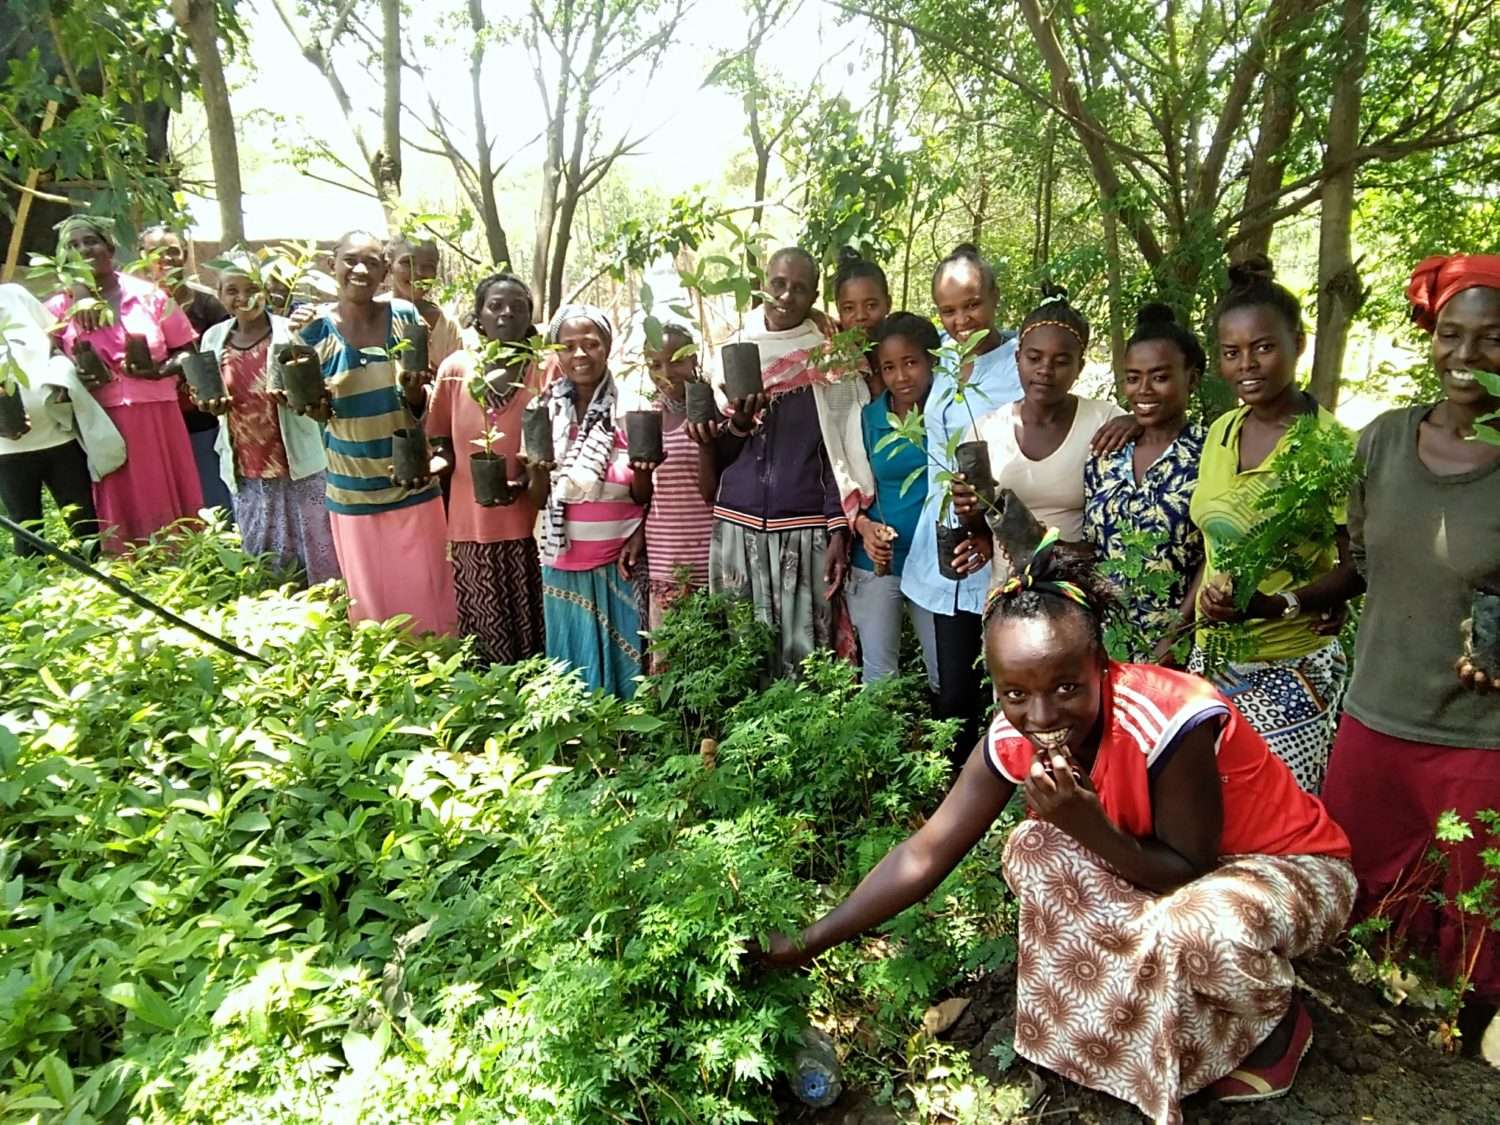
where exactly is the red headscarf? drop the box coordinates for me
[1406,254,1500,332]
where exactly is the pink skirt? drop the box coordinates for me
[94,401,204,553]
[329,497,458,636]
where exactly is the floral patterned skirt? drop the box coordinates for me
[1002,820,1354,1125]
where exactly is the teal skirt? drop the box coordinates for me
[542,563,644,698]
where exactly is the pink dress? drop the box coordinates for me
[45,273,203,551]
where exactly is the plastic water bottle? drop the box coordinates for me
[792,1027,842,1108]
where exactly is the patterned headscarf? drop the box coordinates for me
[984,528,1091,620]
[546,303,614,353]
[538,304,619,565]
[1406,255,1500,333]
[55,215,116,257]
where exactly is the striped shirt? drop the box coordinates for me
[645,418,714,585]
[550,428,644,572]
[298,300,439,516]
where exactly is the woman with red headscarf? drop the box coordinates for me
[1322,254,1500,1051]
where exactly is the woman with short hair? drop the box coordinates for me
[289,230,456,634]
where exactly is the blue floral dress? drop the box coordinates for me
[1083,423,1205,657]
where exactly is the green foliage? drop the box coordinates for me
[1093,528,1189,664]
[1211,417,1360,608]
[0,0,232,231]
[1194,416,1360,671]
[1474,371,1500,448]
[25,248,115,330]
[788,97,912,283]
[0,532,1013,1121]
[1347,807,1500,1048]
[202,242,336,316]
[876,331,999,523]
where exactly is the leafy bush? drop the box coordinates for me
[0,533,1013,1122]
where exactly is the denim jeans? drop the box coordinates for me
[845,565,939,690]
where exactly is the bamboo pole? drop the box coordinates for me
[3,99,62,283]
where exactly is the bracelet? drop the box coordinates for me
[727,418,753,439]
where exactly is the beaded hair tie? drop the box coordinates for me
[983,527,1091,619]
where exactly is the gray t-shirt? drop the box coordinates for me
[1345,405,1500,748]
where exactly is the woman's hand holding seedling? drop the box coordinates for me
[399,364,433,412]
[187,386,231,415]
[387,456,440,490]
[1458,613,1497,692]
[684,419,720,446]
[67,283,105,333]
[1199,572,1289,623]
[273,385,335,423]
[952,533,991,576]
[726,393,766,436]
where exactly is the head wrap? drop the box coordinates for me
[546,303,614,352]
[54,215,116,257]
[984,528,1091,620]
[1406,255,1500,333]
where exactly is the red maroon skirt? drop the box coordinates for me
[1323,714,1500,1003]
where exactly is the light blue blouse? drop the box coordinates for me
[901,335,1022,616]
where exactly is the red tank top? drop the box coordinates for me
[984,663,1350,859]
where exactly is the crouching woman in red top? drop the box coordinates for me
[763,531,1354,1124]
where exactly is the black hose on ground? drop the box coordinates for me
[0,514,268,665]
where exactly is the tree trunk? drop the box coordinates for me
[468,0,510,267]
[548,188,582,314]
[746,37,769,280]
[532,42,571,311]
[1016,0,1167,271]
[172,0,244,245]
[378,0,403,203]
[1309,0,1368,408]
[1103,201,1125,380]
[1230,40,1308,259]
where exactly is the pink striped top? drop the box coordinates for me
[646,418,714,585]
[550,428,645,572]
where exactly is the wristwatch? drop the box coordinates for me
[1280,591,1301,619]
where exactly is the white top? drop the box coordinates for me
[0,284,126,477]
[0,284,70,454]
[971,394,1124,577]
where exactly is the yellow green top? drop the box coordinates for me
[1189,403,1349,662]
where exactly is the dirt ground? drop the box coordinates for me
[793,953,1500,1124]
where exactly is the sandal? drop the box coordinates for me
[1207,999,1313,1103]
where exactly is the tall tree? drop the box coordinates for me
[399,0,513,267]
[171,0,245,244]
[526,0,689,314]
[1,0,199,268]
[270,0,404,214]
[863,0,1500,394]
[705,0,817,252]
[1309,0,1369,406]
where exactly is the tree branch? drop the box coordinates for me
[829,0,1170,178]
